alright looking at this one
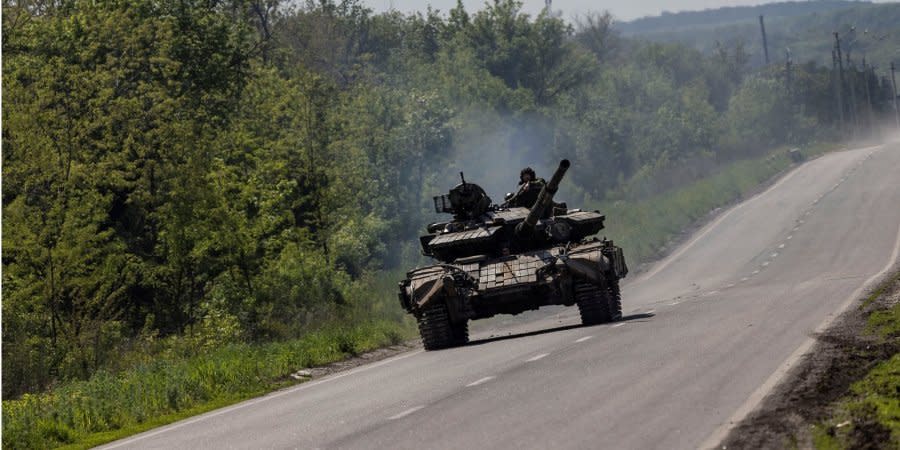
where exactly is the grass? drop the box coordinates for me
[1,320,416,450]
[814,273,900,449]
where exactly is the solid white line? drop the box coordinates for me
[575,336,593,343]
[388,405,424,420]
[98,350,424,449]
[466,376,495,387]
[700,213,900,449]
[526,353,550,362]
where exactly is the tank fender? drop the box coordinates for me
[563,254,610,285]
[415,275,448,310]
[413,274,466,322]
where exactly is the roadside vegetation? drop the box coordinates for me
[812,271,900,449]
[3,0,896,448]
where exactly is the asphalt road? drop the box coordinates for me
[100,142,900,450]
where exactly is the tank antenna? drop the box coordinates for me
[460,172,466,185]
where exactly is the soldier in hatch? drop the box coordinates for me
[507,167,546,208]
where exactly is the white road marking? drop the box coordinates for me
[575,336,593,343]
[778,244,785,249]
[752,270,760,275]
[741,277,749,282]
[787,235,793,240]
[761,261,770,267]
[726,283,736,288]
[771,252,778,258]
[612,323,625,328]
[526,353,549,362]
[388,406,424,420]
[669,301,680,305]
[466,376,495,387]
[646,309,656,314]
[793,226,800,231]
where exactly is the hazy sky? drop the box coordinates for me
[363,1,892,21]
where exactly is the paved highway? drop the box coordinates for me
[100,142,900,449]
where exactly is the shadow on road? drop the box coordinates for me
[466,312,656,347]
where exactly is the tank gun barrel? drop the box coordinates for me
[517,159,570,236]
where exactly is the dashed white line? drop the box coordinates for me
[741,277,749,282]
[669,301,680,305]
[612,323,625,328]
[778,244,785,249]
[771,252,778,258]
[726,283,736,288]
[575,336,593,343]
[526,353,549,362]
[466,376,495,387]
[761,261,770,267]
[388,406,424,420]
[787,235,793,240]
[752,270,760,275]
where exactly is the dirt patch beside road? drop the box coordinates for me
[721,269,900,449]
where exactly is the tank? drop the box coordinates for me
[398,159,629,350]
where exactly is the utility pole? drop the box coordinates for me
[847,52,859,135]
[862,57,874,133]
[833,49,845,129]
[835,33,848,134]
[759,16,770,64]
[785,48,793,94]
[891,62,900,130]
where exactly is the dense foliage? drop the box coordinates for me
[3,0,896,400]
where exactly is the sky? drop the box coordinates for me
[362,0,891,22]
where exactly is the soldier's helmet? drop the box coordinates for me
[519,167,536,185]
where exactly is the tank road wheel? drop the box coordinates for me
[575,280,613,326]
[607,279,622,322]
[417,303,457,350]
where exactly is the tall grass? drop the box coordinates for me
[1,320,415,450]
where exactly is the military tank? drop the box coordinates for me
[398,159,628,350]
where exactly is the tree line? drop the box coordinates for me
[3,0,896,398]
